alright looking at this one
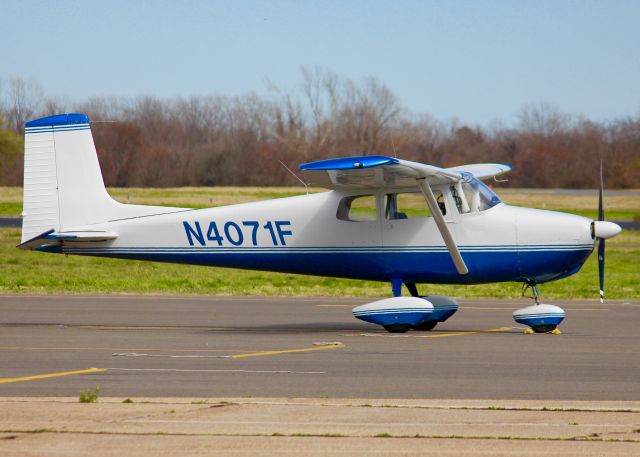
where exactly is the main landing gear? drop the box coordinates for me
[352,279,566,335]
[351,280,459,333]
[513,282,565,334]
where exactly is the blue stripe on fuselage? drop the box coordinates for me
[48,247,593,284]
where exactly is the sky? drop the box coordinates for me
[2,0,639,125]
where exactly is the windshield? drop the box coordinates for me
[456,173,501,212]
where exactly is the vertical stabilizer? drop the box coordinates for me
[21,113,182,243]
[22,115,86,242]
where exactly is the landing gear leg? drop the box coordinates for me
[522,281,541,305]
[391,278,403,298]
[531,283,541,306]
[405,282,420,297]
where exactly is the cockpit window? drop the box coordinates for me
[453,173,501,213]
[337,195,377,221]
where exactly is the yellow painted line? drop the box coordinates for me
[417,327,513,339]
[460,307,524,310]
[0,367,106,384]
[231,345,343,359]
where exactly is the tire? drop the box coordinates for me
[384,324,411,333]
[531,324,557,333]
[412,320,438,331]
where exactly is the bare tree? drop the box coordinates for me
[3,76,44,133]
[518,102,571,136]
[0,73,637,189]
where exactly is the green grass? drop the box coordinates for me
[2,200,637,220]
[2,187,639,220]
[0,186,322,216]
[1,186,639,298]
[514,208,639,222]
[1,227,638,298]
[0,202,22,216]
[79,387,100,403]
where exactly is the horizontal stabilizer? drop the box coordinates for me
[17,229,118,250]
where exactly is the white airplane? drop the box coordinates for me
[18,114,622,333]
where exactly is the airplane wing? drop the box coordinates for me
[17,228,118,250]
[446,163,511,180]
[300,156,459,190]
[300,156,510,190]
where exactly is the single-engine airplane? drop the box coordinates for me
[18,114,622,333]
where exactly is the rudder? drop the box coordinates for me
[22,113,181,243]
[22,114,91,242]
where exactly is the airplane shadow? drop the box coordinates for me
[200,322,371,334]
[200,323,516,335]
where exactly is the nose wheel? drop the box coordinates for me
[513,282,565,334]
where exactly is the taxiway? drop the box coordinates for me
[1,294,637,399]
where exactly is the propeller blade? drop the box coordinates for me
[598,160,604,221]
[598,159,605,303]
[598,238,605,303]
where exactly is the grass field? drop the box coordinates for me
[1,186,638,298]
[2,186,639,219]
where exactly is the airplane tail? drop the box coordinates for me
[21,113,180,244]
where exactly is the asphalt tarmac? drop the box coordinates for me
[0,294,638,399]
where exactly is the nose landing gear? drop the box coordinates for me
[513,282,565,334]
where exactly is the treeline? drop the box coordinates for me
[0,70,638,188]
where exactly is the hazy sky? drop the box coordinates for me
[2,0,639,125]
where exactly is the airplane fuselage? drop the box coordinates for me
[44,188,595,285]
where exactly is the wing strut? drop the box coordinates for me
[417,178,469,275]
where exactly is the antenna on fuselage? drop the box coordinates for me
[279,160,309,195]
[390,134,398,158]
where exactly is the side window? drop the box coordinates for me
[337,195,377,221]
[385,191,444,220]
